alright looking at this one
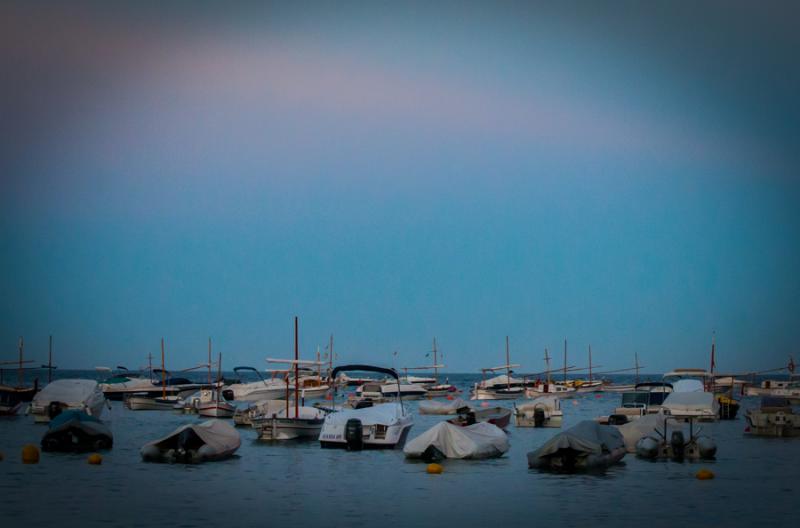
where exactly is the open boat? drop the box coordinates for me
[401,338,457,396]
[233,399,287,427]
[514,396,563,428]
[471,337,524,400]
[745,397,800,437]
[28,379,107,423]
[404,421,508,461]
[41,410,113,452]
[1,337,42,414]
[197,344,235,418]
[319,364,413,450]
[448,406,511,429]
[141,420,241,463]
[126,339,184,411]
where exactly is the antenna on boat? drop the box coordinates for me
[294,316,299,419]
[161,338,166,399]
[433,337,439,384]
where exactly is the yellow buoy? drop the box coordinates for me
[21,444,40,464]
[696,468,715,480]
[426,463,444,474]
[88,453,103,465]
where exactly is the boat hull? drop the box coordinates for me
[256,417,324,440]
[197,403,236,418]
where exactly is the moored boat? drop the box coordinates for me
[28,379,107,423]
[141,420,241,463]
[514,396,563,428]
[527,421,626,471]
[404,421,508,461]
[745,397,800,437]
[41,410,113,452]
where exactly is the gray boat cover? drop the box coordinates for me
[404,422,509,459]
[142,419,241,460]
[617,413,684,452]
[530,420,624,460]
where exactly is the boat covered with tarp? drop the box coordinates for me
[28,379,107,423]
[141,420,241,463]
[527,420,626,471]
[404,421,509,461]
[41,410,113,452]
[662,391,719,421]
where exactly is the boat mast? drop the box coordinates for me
[329,334,334,381]
[48,335,53,383]
[506,336,511,390]
[433,337,439,384]
[217,352,222,403]
[161,338,166,399]
[544,348,551,384]
[18,336,23,388]
[208,338,212,387]
[563,339,568,384]
[294,316,299,419]
[635,352,640,384]
[588,345,593,383]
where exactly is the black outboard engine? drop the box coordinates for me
[421,445,446,463]
[345,418,364,451]
[222,389,235,401]
[607,414,628,426]
[533,408,546,427]
[47,401,64,419]
[670,430,685,460]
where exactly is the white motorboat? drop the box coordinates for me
[404,422,509,460]
[356,381,427,400]
[222,366,289,402]
[319,365,413,449]
[606,382,673,422]
[662,391,719,422]
[28,379,107,423]
[745,397,800,437]
[126,394,181,411]
[514,396,563,427]
[141,420,241,463]
[524,382,576,398]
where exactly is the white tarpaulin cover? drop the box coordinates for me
[616,413,685,452]
[143,420,241,458]
[33,379,100,405]
[662,392,716,414]
[324,402,403,426]
[419,398,469,415]
[404,422,509,459]
[672,379,704,392]
[530,421,624,460]
[517,396,560,415]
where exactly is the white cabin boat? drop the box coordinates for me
[514,396,563,427]
[744,380,800,404]
[745,397,800,437]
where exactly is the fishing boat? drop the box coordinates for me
[197,343,236,418]
[252,317,326,440]
[125,339,183,411]
[527,421,626,471]
[514,396,563,428]
[401,338,457,396]
[471,337,524,400]
[319,364,414,450]
[28,379,107,423]
[0,337,43,415]
[745,397,800,437]
[141,420,241,463]
[41,410,113,452]
[404,421,509,461]
[448,405,512,429]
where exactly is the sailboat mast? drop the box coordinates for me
[635,352,640,384]
[506,336,511,390]
[589,345,593,383]
[161,338,166,399]
[208,338,212,386]
[544,348,551,384]
[563,339,568,384]
[294,316,299,419]
[48,335,53,383]
[329,334,334,380]
[433,337,438,383]
[18,336,23,388]
[217,352,222,403]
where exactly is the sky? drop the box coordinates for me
[1,1,799,374]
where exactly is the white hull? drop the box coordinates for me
[126,395,181,411]
[256,417,324,440]
[29,380,107,423]
[30,398,106,423]
[470,387,524,401]
[197,404,236,418]
[319,402,414,449]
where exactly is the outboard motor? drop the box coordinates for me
[345,418,364,451]
[222,389,234,401]
[607,414,628,426]
[47,401,64,419]
[421,445,446,463]
[670,430,685,460]
[533,407,546,427]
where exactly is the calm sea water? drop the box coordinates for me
[1,370,798,528]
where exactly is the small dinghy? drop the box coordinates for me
[41,410,113,452]
[404,421,509,461]
[419,398,469,415]
[448,406,512,429]
[527,421,626,471]
[141,420,241,463]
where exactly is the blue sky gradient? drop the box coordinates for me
[1,2,798,373]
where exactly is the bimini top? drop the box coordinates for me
[33,379,100,405]
[331,364,399,380]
